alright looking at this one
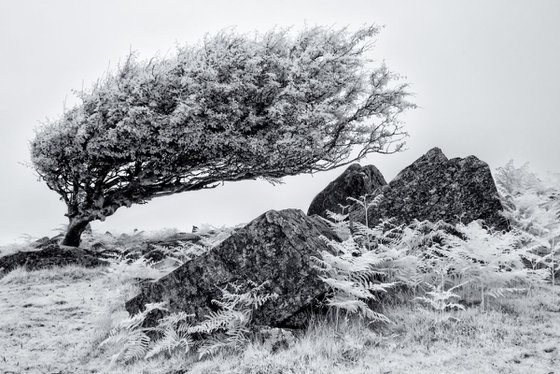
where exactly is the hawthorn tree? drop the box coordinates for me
[31,26,414,247]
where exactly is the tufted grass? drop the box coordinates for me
[180,284,560,374]
[1,259,559,373]
[1,222,559,373]
[0,264,106,285]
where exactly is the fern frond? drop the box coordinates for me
[121,332,150,363]
[198,336,231,359]
[145,327,192,359]
[486,287,526,299]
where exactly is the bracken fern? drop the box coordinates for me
[99,281,278,364]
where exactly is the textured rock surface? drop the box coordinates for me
[350,148,509,230]
[121,232,202,262]
[253,327,297,352]
[125,209,338,328]
[29,234,64,249]
[0,244,109,274]
[308,164,387,219]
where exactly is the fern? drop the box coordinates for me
[186,281,276,358]
[144,311,194,359]
[324,210,352,240]
[416,221,528,309]
[100,281,278,364]
[99,301,168,364]
[496,161,560,286]
[315,204,398,323]
[415,275,467,313]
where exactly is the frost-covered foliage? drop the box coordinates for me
[317,195,541,317]
[437,222,528,308]
[495,161,560,285]
[415,278,466,313]
[190,281,278,359]
[399,219,533,308]
[30,25,414,246]
[99,302,169,364]
[99,281,277,365]
[314,211,398,323]
[80,226,229,270]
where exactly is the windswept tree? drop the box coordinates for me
[31,26,414,247]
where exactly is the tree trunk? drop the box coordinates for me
[62,218,91,247]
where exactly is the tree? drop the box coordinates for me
[30,26,414,247]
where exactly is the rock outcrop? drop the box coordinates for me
[307,164,386,219]
[120,232,202,263]
[350,147,509,230]
[125,209,338,328]
[0,244,109,274]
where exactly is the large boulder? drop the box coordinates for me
[350,147,509,230]
[125,209,338,328]
[0,244,109,274]
[307,164,387,219]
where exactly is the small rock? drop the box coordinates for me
[254,327,297,352]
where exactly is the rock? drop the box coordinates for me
[148,232,201,244]
[30,234,64,249]
[30,236,51,248]
[253,327,297,352]
[0,244,109,274]
[125,209,338,328]
[142,248,167,263]
[144,233,201,256]
[350,147,509,230]
[308,164,387,219]
[89,241,106,252]
[121,232,203,263]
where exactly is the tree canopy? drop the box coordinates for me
[31,26,414,246]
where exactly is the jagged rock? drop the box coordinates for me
[308,164,387,219]
[350,147,509,230]
[125,209,339,328]
[0,244,109,274]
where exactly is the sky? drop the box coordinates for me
[0,0,559,243]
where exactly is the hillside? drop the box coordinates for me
[0,260,558,373]
[1,156,559,373]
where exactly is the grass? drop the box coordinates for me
[1,220,559,374]
[1,259,558,373]
[0,259,161,374]
[0,264,106,285]
[0,242,36,258]
[176,285,559,374]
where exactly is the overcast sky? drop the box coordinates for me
[0,0,559,243]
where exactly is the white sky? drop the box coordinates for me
[0,0,559,243]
